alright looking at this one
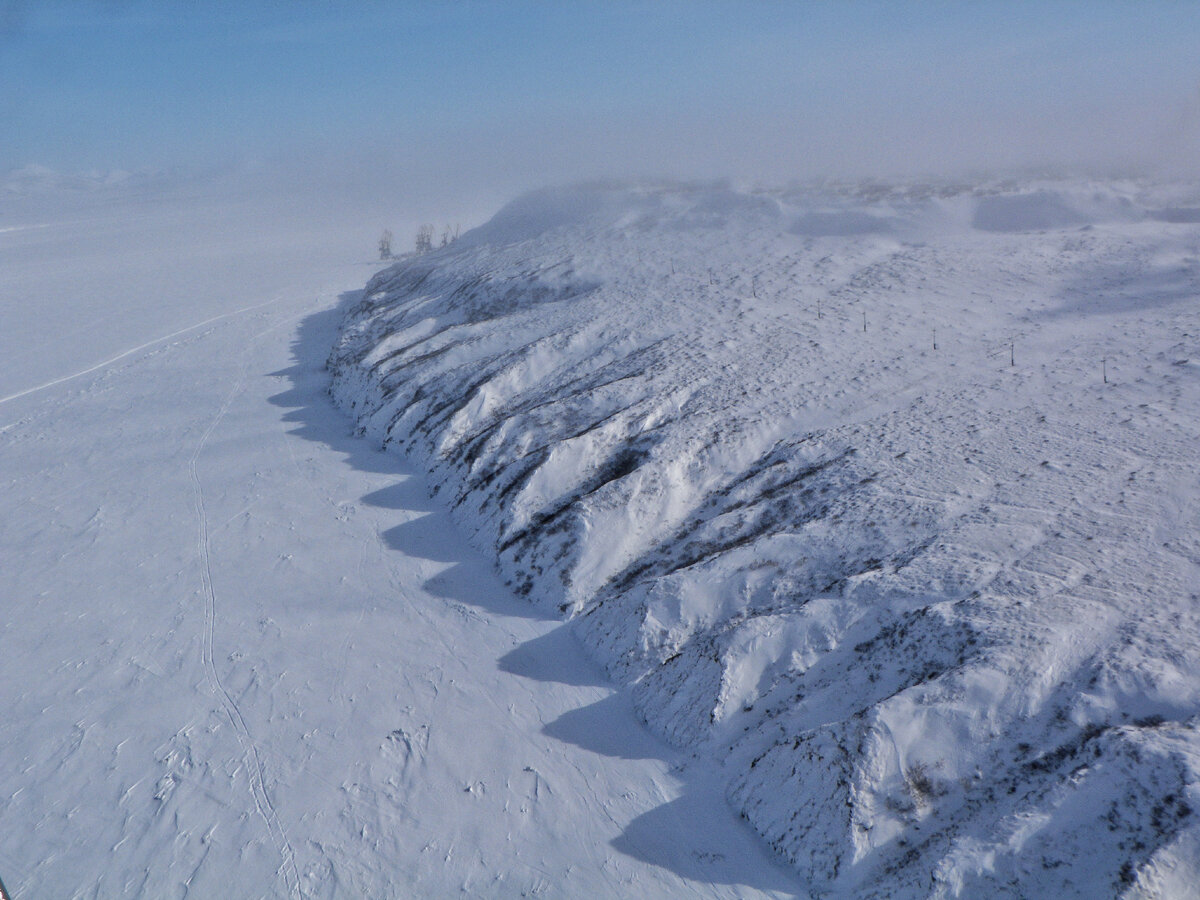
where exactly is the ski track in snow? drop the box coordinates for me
[0,295,289,412]
[189,311,304,900]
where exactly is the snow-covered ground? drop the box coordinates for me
[330,178,1200,898]
[0,175,798,898]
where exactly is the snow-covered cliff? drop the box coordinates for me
[329,179,1200,897]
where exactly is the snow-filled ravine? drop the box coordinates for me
[0,177,798,898]
[330,179,1200,898]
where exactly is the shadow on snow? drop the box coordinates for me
[267,291,803,898]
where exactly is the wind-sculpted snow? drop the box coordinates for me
[330,180,1200,897]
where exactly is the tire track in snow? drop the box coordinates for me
[188,309,306,900]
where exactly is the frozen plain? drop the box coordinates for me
[0,173,798,899]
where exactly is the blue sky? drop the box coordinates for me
[4,1,1200,191]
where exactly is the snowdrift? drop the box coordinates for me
[329,179,1200,897]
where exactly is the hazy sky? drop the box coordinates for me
[4,1,1200,199]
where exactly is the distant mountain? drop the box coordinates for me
[1,164,215,200]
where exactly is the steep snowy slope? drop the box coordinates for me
[330,179,1200,897]
[0,182,800,899]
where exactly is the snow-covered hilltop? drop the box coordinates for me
[329,179,1200,897]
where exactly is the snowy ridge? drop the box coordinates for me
[329,180,1200,897]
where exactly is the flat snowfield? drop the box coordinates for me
[0,179,797,899]
[330,180,1200,898]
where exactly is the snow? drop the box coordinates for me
[0,175,798,898]
[6,168,1200,897]
[329,178,1200,897]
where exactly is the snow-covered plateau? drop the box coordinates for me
[330,178,1200,898]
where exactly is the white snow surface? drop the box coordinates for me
[0,178,798,898]
[329,178,1200,898]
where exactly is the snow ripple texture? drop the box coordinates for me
[329,180,1200,898]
